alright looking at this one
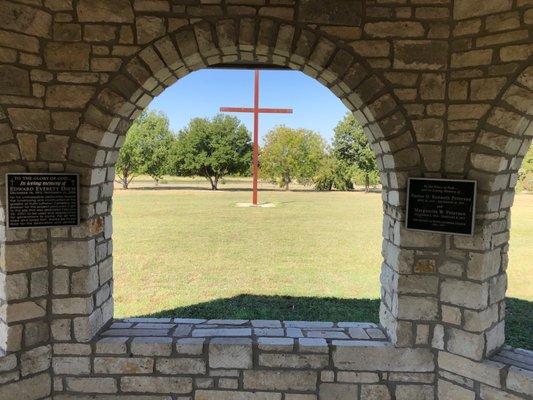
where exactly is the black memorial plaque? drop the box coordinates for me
[6,173,79,228]
[406,178,476,236]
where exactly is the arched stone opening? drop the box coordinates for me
[58,18,430,349]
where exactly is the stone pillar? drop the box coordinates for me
[0,134,52,397]
[380,214,442,348]
[49,168,114,344]
[435,217,508,361]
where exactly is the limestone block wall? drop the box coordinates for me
[52,319,437,400]
[0,0,531,399]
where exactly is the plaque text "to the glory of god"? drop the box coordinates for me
[6,173,79,229]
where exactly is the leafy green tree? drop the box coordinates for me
[518,144,533,191]
[116,110,175,188]
[333,112,378,192]
[314,155,354,191]
[115,130,142,189]
[170,114,252,190]
[261,126,326,190]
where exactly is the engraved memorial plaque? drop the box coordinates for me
[6,173,79,229]
[406,178,476,236]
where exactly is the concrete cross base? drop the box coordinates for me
[236,202,276,208]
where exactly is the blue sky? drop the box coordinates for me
[149,69,349,143]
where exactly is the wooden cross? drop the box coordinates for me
[220,69,293,205]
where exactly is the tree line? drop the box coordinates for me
[116,110,380,191]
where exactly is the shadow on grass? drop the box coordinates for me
[505,298,532,350]
[138,295,532,350]
[140,294,380,324]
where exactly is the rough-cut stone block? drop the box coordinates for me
[136,16,165,44]
[506,366,533,396]
[7,301,46,323]
[397,296,438,320]
[394,40,448,70]
[121,376,192,394]
[93,357,154,374]
[454,0,512,20]
[412,119,444,143]
[0,1,52,38]
[243,370,317,391]
[175,337,204,355]
[156,357,206,375]
[53,343,91,356]
[52,296,93,315]
[438,379,474,400]
[395,384,433,400]
[299,0,362,25]
[299,338,329,353]
[45,42,90,70]
[65,377,117,393]
[333,345,434,372]
[0,372,51,400]
[0,354,17,372]
[438,352,503,386]
[53,356,91,375]
[259,353,329,369]
[130,336,172,356]
[46,84,96,108]
[447,328,485,360]
[319,383,358,399]
[452,49,493,68]
[285,321,334,329]
[20,345,51,376]
[479,384,524,400]
[3,242,48,271]
[193,328,251,337]
[0,65,30,96]
[196,391,281,400]
[365,22,424,38]
[52,240,95,267]
[285,395,316,400]
[209,338,252,369]
[358,384,391,400]
[77,0,134,22]
[338,372,380,383]
[258,337,294,351]
[440,279,488,310]
[251,320,281,328]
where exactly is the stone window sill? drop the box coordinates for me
[491,346,533,372]
[96,318,389,354]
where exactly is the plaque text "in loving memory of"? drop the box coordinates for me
[6,173,79,229]
[406,178,477,236]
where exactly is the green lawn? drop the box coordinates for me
[113,178,532,349]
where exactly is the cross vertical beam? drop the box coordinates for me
[220,69,293,205]
[253,69,260,205]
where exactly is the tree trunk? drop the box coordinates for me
[365,175,370,193]
[122,173,129,189]
[208,176,218,190]
[284,181,290,191]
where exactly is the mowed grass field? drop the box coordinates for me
[112,177,532,348]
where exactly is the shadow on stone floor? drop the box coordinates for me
[133,295,531,350]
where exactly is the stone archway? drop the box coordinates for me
[62,18,428,349]
[0,1,531,399]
